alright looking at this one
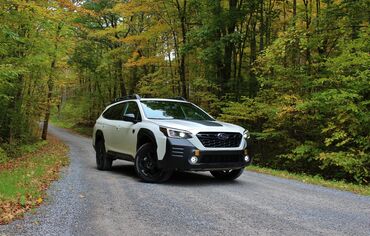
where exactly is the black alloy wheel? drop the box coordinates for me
[135,143,172,183]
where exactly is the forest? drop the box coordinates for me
[0,0,369,184]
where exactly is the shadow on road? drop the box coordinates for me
[108,161,246,187]
[165,171,246,187]
[109,163,139,180]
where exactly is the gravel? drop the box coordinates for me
[1,126,369,236]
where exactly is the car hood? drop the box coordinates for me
[148,119,244,134]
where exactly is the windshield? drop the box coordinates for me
[140,101,214,121]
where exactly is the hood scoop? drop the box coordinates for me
[189,120,223,127]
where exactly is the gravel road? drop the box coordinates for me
[1,126,370,236]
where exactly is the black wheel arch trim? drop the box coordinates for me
[94,130,104,150]
[137,128,158,150]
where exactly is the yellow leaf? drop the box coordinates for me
[36,197,43,204]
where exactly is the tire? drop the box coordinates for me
[210,168,244,180]
[96,139,112,171]
[134,143,172,183]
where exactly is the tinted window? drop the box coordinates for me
[140,101,214,121]
[123,102,141,120]
[102,103,126,120]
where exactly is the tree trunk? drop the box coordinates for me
[249,17,258,97]
[236,15,251,101]
[212,0,223,98]
[283,0,287,31]
[8,74,24,144]
[292,0,299,67]
[41,74,54,140]
[303,0,312,73]
[118,59,127,97]
[265,0,272,46]
[41,23,62,140]
[167,48,175,95]
[175,0,188,98]
[221,0,238,96]
[259,0,264,51]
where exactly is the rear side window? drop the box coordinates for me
[102,103,126,120]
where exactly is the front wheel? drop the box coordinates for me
[210,168,244,180]
[134,143,172,183]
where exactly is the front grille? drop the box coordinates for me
[196,132,242,148]
[171,146,184,158]
[199,154,243,163]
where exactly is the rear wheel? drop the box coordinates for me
[96,139,112,171]
[134,143,172,183]
[210,168,244,180]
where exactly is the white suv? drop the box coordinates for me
[93,94,252,183]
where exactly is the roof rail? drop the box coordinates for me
[171,96,187,101]
[111,94,141,104]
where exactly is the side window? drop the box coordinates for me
[102,107,114,119]
[123,102,141,120]
[102,103,126,120]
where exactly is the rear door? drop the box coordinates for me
[110,101,142,156]
[101,102,126,152]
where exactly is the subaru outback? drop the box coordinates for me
[93,94,252,183]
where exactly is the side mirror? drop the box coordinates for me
[122,113,138,123]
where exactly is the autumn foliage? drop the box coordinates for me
[0,0,369,183]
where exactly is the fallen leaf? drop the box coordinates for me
[36,198,43,204]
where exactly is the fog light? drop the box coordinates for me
[244,155,250,162]
[189,156,198,164]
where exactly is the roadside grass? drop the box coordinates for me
[0,141,48,164]
[0,136,69,224]
[247,165,370,196]
[50,116,92,137]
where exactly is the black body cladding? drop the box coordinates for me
[157,137,251,171]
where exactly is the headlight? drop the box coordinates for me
[243,130,250,139]
[160,127,192,139]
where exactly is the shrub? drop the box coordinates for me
[0,147,9,164]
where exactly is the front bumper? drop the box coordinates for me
[157,138,252,171]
